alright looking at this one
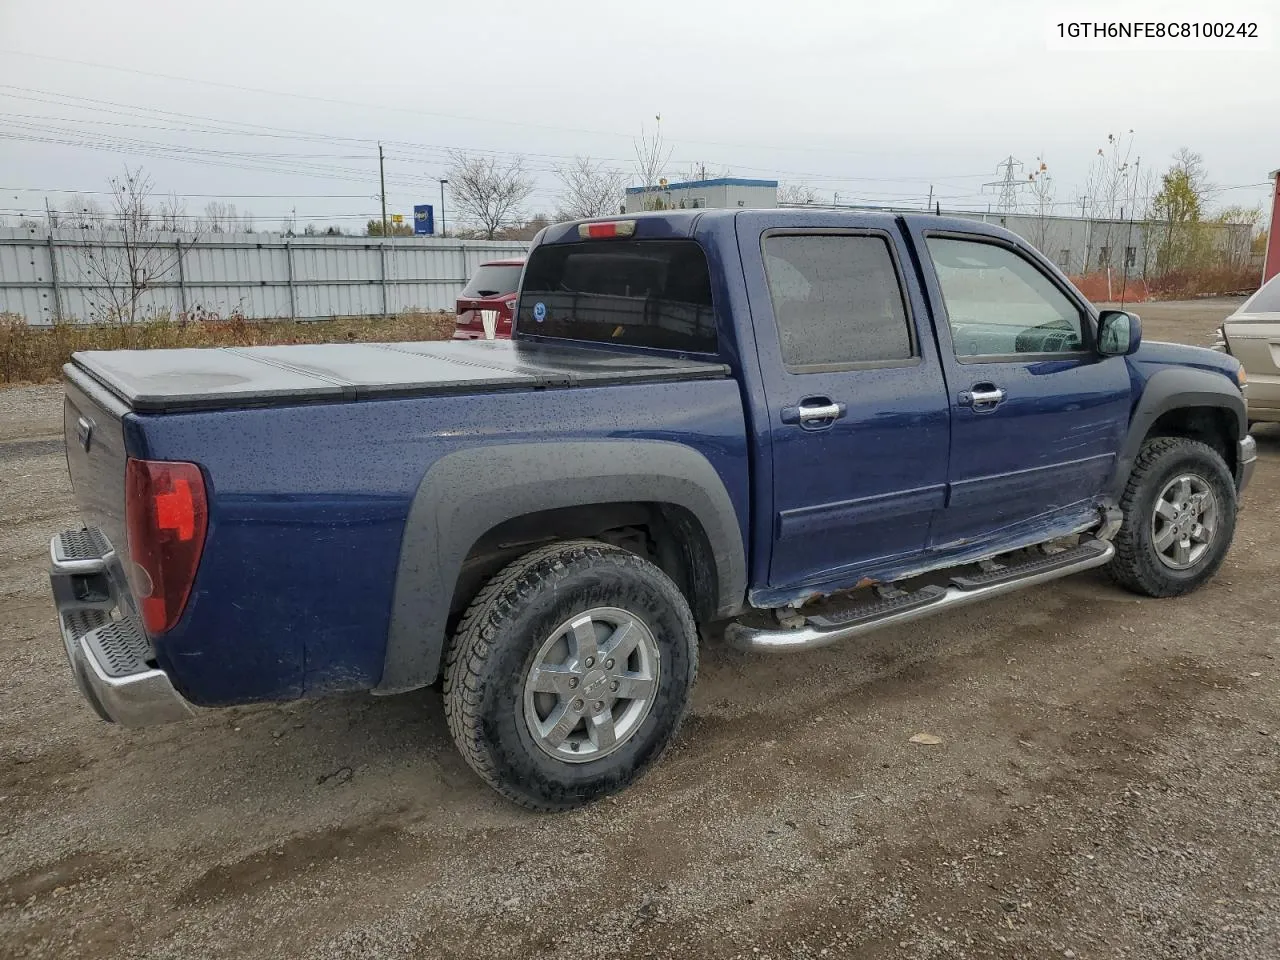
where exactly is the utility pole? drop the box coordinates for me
[1119,157,1141,305]
[1079,196,1092,273]
[438,178,448,238]
[926,184,934,211]
[378,143,389,238]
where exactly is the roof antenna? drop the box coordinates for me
[935,201,941,216]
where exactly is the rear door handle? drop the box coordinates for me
[781,400,848,427]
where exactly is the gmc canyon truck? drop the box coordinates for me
[49,210,1256,810]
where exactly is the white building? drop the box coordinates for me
[624,177,778,214]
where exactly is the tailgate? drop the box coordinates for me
[63,365,132,567]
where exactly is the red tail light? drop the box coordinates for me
[125,458,208,635]
[578,220,636,239]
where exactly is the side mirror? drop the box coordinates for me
[1097,309,1142,356]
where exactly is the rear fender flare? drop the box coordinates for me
[376,440,747,694]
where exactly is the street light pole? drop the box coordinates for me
[438,178,448,238]
[379,143,389,237]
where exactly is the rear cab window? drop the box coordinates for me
[762,232,915,370]
[461,264,522,298]
[515,239,717,354]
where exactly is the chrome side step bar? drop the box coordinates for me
[726,539,1114,653]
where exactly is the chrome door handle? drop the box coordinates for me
[798,402,845,422]
[959,386,1006,407]
[969,387,1005,405]
[781,400,848,426]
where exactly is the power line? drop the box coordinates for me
[0,86,997,188]
[0,50,897,158]
[1,186,376,198]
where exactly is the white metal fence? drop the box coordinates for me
[0,227,530,325]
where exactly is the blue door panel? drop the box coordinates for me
[735,211,951,593]
[901,220,1134,552]
[947,452,1115,510]
[778,483,948,538]
[934,359,1130,545]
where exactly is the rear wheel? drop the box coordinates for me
[443,539,698,811]
[1108,437,1237,597]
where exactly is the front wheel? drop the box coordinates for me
[1108,437,1237,598]
[442,540,698,811]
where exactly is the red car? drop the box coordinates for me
[452,258,524,340]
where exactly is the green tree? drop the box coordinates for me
[1150,149,1210,272]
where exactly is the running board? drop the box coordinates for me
[726,539,1114,653]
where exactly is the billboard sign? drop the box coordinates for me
[413,204,434,236]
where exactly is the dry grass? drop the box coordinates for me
[0,310,456,385]
[1147,264,1261,300]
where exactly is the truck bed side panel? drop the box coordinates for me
[129,377,748,706]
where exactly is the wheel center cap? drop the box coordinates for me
[582,668,609,697]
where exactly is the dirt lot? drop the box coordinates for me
[2,299,1277,959]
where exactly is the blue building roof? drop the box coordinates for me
[624,177,779,195]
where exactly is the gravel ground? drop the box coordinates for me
[1,300,1278,959]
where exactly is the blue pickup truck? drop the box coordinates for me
[50,210,1256,809]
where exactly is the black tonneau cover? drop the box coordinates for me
[70,339,729,413]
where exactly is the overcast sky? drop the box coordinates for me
[1,0,1276,232]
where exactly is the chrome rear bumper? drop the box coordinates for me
[49,529,194,727]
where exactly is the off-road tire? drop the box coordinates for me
[442,539,698,811]
[1108,437,1237,598]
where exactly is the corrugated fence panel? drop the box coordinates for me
[0,228,530,325]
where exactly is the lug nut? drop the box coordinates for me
[594,701,605,712]
[584,657,594,668]
[572,698,584,712]
[609,680,619,692]
[605,658,614,669]
[568,677,579,689]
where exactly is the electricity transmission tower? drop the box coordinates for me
[984,156,1026,214]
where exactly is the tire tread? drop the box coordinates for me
[1108,436,1236,597]
[442,539,696,811]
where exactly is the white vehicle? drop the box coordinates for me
[1214,274,1280,425]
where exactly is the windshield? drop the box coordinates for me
[461,264,522,298]
[515,240,717,354]
[1237,273,1280,315]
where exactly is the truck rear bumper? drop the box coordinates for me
[49,529,194,727]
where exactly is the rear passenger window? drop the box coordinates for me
[763,234,914,370]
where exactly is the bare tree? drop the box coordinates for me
[446,151,535,239]
[778,183,819,206]
[74,166,188,324]
[554,156,626,221]
[632,114,673,210]
[1078,131,1136,271]
[204,200,240,233]
[156,193,188,232]
[1026,157,1057,258]
[61,195,105,230]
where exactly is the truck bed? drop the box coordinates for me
[70,339,730,412]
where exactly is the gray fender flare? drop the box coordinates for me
[1108,367,1246,497]
[375,440,747,694]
